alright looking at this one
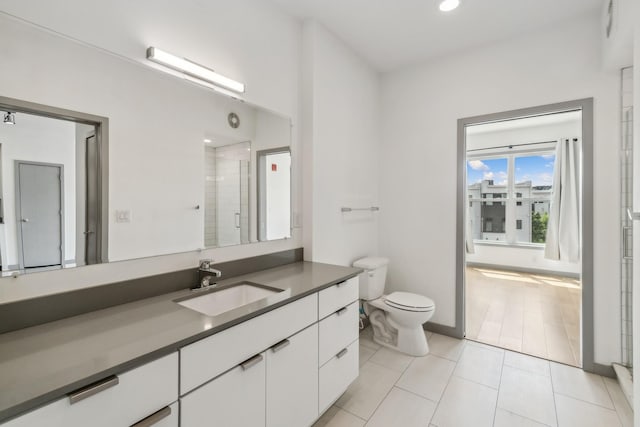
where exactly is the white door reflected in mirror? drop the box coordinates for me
[257,148,291,242]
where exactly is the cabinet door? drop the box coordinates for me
[181,352,266,427]
[266,324,318,427]
[1,353,178,427]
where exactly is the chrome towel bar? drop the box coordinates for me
[341,206,380,213]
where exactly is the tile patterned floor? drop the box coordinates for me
[465,267,581,367]
[313,328,632,427]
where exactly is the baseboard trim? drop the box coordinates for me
[424,323,615,379]
[612,363,633,409]
[589,362,615,378]
[424,322,462,339]
[466,262,580,280]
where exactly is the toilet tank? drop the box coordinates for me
[353,257,389,300]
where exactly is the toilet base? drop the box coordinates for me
[367,306,430,357]
[372,322,429,357]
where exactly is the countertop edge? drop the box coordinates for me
[0,268,361,423]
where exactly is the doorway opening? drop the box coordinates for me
[0,96,108,275]
[257,147,291,242]
[456,99,594,370]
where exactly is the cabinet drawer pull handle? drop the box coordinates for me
[271,339,291,353]
[336,348,348,359]
[131,405,172,427]
[241,354,264,370]
[335,280,347,287]
[336,307,348,316]
[68,375,119,405]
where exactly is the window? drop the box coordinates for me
[467,151,554,245]
[467,157,507,241]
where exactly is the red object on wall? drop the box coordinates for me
[271,164,277,171]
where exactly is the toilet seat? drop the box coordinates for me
[384,292,435,312]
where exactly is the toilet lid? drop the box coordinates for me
[384,292,435,312]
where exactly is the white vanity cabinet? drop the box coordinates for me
[266,324,318,427]
[3,275,361,427]
[1,352,178,427]
[181,352,267,427]
[317,277,360,413]
[179,293,319,427]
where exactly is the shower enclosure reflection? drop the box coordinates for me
[204,139,250,247]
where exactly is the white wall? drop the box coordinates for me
[0,0,300,118]
[0,114,76,266]
[0,2,303,303]
[380,14,620,365]
[301,21,381,266]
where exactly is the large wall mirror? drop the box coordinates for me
[0,14,293,277]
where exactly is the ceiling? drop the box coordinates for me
[270,0,603,71]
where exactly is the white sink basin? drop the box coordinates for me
[177,282,282,317]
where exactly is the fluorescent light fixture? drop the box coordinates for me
[147,47,245,94]
[439,0,460,12]
[204,138,212,143]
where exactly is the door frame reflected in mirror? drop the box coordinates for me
[0,96,109,275]
[256,146,291,242]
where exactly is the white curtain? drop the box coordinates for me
[466,200,475,254]
[545,138,580,262]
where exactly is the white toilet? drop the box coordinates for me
[354,257,435,356]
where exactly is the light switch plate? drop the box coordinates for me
[115,210,131,223]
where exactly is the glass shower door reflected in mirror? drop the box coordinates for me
[204,141,250,248]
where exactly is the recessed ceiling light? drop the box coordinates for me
[204,138,212,143]
[439,0,460,12]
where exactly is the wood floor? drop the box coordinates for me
[465,266,581,367]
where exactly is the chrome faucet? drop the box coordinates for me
[193,259,222,290]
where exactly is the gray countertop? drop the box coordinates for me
[0,261,361,423]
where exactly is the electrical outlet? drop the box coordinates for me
[115,210,131,223]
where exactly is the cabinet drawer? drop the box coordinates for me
[319,301,359,366]
[2,353,178,427]
[318,340,359,413]
[318,277,359,320]
[181,352,266,427]
[180,293,317,394]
